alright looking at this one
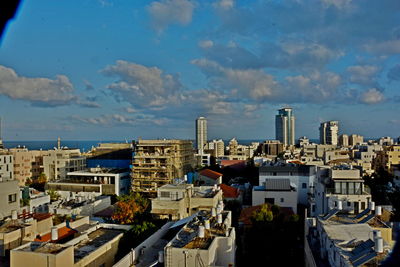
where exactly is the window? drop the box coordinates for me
[8,194,17,203]
[347,202,351,207]
[302,183,307,189]
[160,191,170,198]
[280,198,284,203]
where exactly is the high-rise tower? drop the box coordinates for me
[319,121,339,145]
[196,117,207,153]
[275,108,295,146]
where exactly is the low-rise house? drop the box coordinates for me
[151,183,223,220]
[252,179,298,213]
[259,163,317,206]
[197,169,223,185]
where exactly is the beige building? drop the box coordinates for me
[0,179,20,220]
[132,139,195,193]
[349,134,364,146]
[338,134,349,147]
[320,121,339,146]
[0,151,13,181]
[205,139,225,158]
[151,183,223,220]
[0,213,53,256]
[164,209,235,267]
[9,148,47,186]
[43,149,86,181]
[374,145,400,174]
[10,217,130,267]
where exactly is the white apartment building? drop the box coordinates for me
[252,179,298,213]
[47,167,130,197]
[196,117,207,153]
[205,139,225,157]
[313,166,371,216]
[320,121,339,146]
[42,149,86,181]
[259,163,317,206]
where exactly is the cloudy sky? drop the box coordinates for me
[0,0,399,141]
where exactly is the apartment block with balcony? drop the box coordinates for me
[131,139,195,194]
[43,149,86,181]
[151,183,223,220]
[313,166,371,216]
[47,167,130,197]
[9,148,47,186]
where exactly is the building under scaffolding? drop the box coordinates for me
[131,139,195,194]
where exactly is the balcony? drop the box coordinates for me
[326,185,370,195]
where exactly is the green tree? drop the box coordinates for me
[251,204,273,222]
[47,189,60,201]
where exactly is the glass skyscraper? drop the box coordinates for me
[196,117,207,153]
[275,108,295,146]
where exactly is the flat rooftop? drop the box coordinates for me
[68,168,130,175]
[170,210,231,250]
[74,228,124,263]
[17,242,68,255]
[0,221,30,234]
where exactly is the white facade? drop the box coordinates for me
[313,167,371,216]
[319,121,339,146]
[252,186,298,213]
[196,117,207,153]
[259,164,317,205]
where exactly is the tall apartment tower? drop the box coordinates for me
[196,117,207,153]
[319,121,339,145]
[275,108,295,146]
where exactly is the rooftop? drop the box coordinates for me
[264,179,294,191]
[68,167,130,175]
[169,210,231,250]
[17,242,67,254]
[219,184,240,198]
[199,169,222,180]
[74,228,124,262]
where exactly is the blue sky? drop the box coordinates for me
[0,0,399,141]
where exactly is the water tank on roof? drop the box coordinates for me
[198,226,205,238]
[375,206,382,216]
[51,227,58,241]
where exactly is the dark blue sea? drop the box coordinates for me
[3,140,122,152]
[2,139,322,152]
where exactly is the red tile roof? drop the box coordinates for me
[220,184,240,198]
[34,226,76,242]
[220,160,246,167]
[199,169,222,180]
